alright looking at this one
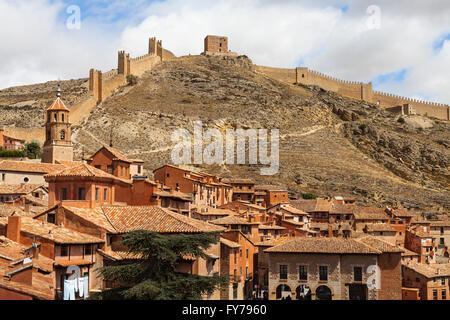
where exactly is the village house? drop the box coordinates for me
[264,236,403,300]
[153,165,233,207]
[352,206,390,232]
[0,216,104,300]
[87,145,144,180]
[222,178,255,202]
[190,205,236,222]
[363,223,398,244]
[219,230,257,300]
[386,207,412,246]
[0,160,68,185]
[0,235,54,300]
[402,263,450,300]
[0,184,48,204]
[254,185,289,208]
[405,228,436,264]
[429,220,450,258]
[290,198,334,223]
[0,129,24,151]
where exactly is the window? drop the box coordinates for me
[107,165,113,174]
[95,165,101,169]
[246,266,248,278]
[280,265,288,280]
[319,266,328,281]
[60,130,65,140]
[60,188,67,201]
[138,166,141,174]
[1,173,5,182]
[78,188,86,200]
[60,245,68,257]
[23,177,29,183]
[440,238,445,245]
[166,173,170,178]
[441,278,445,285]
[53,114,57,122]
[433,289,438,300]
[246,249,248,259]
[234,250,237,264]
[84,245,92,256]
[442,289,447,300]
[95,188,99,202]
[47,214,55,224]
[104,189,107,202]
[354,267,363,282]
[299,266,307,280]
[62,114,65,122]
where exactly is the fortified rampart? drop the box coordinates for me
[255,65,450,121]
[88,37,174,105]
[60,37,177,125]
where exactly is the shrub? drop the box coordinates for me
[358,124,367,131]
[302,193,318,200]
[0,149,24,158]
[397,117,405,124]
[126,74,138,86]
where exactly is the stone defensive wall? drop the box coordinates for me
[255,65,449,121]
[63,37,176,125]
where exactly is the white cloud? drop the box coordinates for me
[0,0,449,104]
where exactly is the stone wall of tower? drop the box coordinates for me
[42,108,73,164]
[204,35,228,53]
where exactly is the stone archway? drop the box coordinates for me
[276,284,292,300]
[316,285,332,300]
[296,285,312,300]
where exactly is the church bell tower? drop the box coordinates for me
[41,85,73,164]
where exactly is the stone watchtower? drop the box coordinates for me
[204,35,228,53]
[41,85,73,164]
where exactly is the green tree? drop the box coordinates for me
[90,230,228,300]
[24,141,41,159]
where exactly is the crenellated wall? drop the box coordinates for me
[256,65,449,121]
[87,36,172,105]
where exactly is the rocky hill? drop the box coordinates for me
[0,54,448,212]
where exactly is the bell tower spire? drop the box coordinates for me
[41,84,74,164]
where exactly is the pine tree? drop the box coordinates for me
[90,230,228,300]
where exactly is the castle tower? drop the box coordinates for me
[41,85,74,164]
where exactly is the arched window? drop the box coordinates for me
[53,113,57,122]
[46,130,51,141]
[62,114,65,122]
[276,284,291,300]
[60,130,65,140]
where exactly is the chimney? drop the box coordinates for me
[7,216,21,243]
[24,202,30,214]
[31,242,39,259]
[328,224,333,238]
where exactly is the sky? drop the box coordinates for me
[0,0,449,104]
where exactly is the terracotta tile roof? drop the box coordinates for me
[408,229,434,239]
[289,199,333,213]
[0,160,66,174]
[21,194,48,207]
[0,273,54,300]
[154,190,193,202]
[0,184,45,196]
[0,206,34,218]
[47,97,69,111]
[54,259,93,267]
[356,236,404,253]
[62,206,116,233]
[399,247,419,256]
[45,163,132,184]
[0,217,104,244]
[220,238,241,248]
[364,223,397,233]
[97,249,141,261]
[222,178,255,185]
[405,263,450,278]
[282,205,308,215]
[329,202,355,214]
[353,206,389,220]
[265,237,381,254]
[254,236,296,247]
[101,205,224,233]
[103,145,135,163]
[209,215,259,226]
[192,205,236,216]
[390,208,413,218]
[258,224,286,230]
[429,220,450,227]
